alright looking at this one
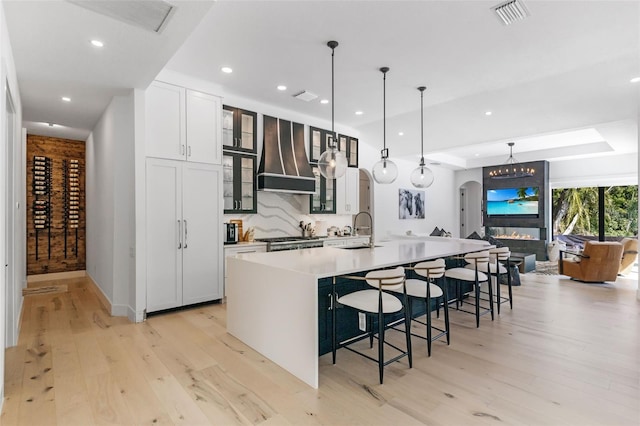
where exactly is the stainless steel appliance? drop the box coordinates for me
[255,236,325,252]
[224,222,239,244]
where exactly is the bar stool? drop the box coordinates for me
[391,259,449,356]
[332,266,412,384]
[444,250,493,327]
[466,247,512,314]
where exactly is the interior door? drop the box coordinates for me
[146,158,183,312]
[181,162,223,305]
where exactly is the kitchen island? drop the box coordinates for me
[226,237,490,388]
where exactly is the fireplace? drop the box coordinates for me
[487,227,540,240]
[485,226,547,260]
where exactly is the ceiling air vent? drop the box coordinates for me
[68,0,175,33]
[492,0,530,25]
[293,91,318,102]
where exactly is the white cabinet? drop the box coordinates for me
[146,158,223,312]
[146,81,222,164]
[336,168,359,214]
[224,243,267,296]
[186,90,222,164]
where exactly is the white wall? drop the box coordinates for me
[86,93,135,318]
[357,130,458,240]
[0,0,23,405]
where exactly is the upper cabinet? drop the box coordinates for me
[309,126,335,163]
[145,81,222,164]
[309,126,358,167]
[338,134,359,168]
[310,164,336,214]
[222,105,257,154]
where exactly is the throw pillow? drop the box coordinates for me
[466,231,483,240]
[482,235,505,248]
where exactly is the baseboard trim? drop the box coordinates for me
[86,275,112,314]
[27,270,86,283]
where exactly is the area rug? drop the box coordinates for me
[535,261,559,275]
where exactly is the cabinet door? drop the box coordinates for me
[309,164,336,214]
[222,106,257,153]
[223,153,257,214]
[222,154,234,211]
[348,136,359,167]
[146,159,183,312]
[182,163,223,305]
[239,109,257,152]
[146,81,185,161]
[336,168,360,214]
[186,90,221,165]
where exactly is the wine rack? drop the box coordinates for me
[32,155,52,259]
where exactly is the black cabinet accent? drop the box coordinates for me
[338,134,359,168]
[223,152,257,214]
[309,126,335,163]
[222,105,257,154]
[310,164,336,214]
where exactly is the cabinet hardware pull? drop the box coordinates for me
[177,220,182,249]
[328,293,333,310]
[188,146,192,157]
[184,219,188,249]
[181,145,185,155]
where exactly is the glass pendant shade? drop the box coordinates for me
[319,40,347,179]
[318,146,348,179]
[410,163,434,188]
[372,158,398,184]
[411,86,434,189]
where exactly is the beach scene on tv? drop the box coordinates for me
[486,187,539,215]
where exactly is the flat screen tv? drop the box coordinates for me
[486,187,539,216]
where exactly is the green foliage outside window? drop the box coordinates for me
[552,186,638,237]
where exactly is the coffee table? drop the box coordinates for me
[509,252,536,273]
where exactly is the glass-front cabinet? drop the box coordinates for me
[309,126,335,163]
[222,105,257,153]
[310,164,335,214]
[223,153,257,213]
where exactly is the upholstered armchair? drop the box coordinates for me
[559,241,624,283]
[619,237,638,275]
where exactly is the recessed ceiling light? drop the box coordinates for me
[90,39,104,48]
[277,85,287,91]
[631,77,640,83]
[221,67,233,74]
[475,153,480,157]
[320,99,329,104]
[61,97,71,102]
[398,132,404,136]
[485,111,493,116]
[355,111,363,115]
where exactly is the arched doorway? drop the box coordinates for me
[459,180,482,237]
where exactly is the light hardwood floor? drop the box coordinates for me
[2,272,639,425]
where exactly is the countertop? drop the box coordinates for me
[231,237,491,279]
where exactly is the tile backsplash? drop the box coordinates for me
[224,192,353,238]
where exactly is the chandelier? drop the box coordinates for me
[488,142,534,179]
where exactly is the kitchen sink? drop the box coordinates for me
[338,244,382,250]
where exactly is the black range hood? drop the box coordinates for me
[257,115,316,194]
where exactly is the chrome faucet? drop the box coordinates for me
[353,211,374,248]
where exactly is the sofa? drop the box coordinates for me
[559,240,624,283]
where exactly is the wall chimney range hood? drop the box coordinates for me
[257,115,316,194]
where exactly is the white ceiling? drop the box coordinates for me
[5,0,639,169]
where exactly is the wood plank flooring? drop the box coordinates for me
[2,273,639,425]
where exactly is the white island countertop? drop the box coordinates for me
[226,236,492,388]
[231,237,491,278]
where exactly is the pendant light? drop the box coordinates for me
[410,86,434,188]
[372,67,398,184]
[318,41,348,180]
